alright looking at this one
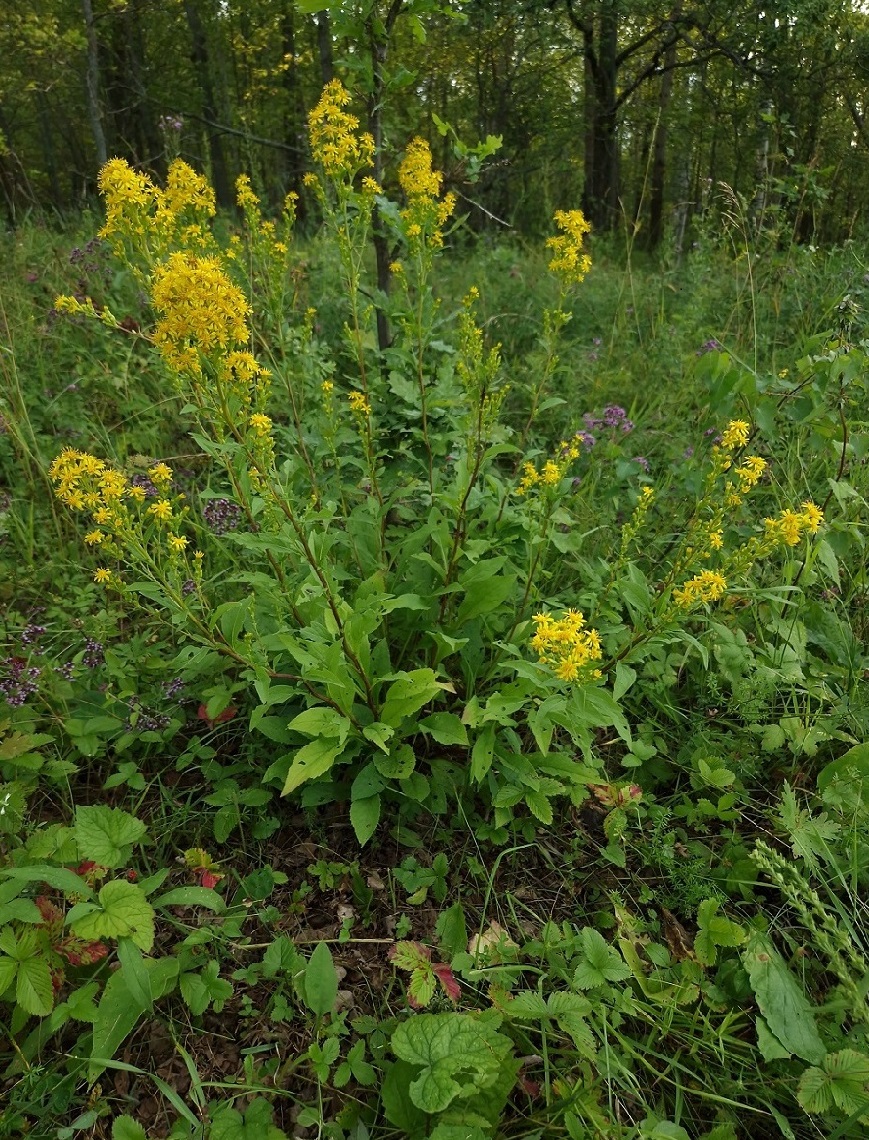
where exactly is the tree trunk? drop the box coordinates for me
[82,0,108,169]
[184,0,233,208]
[581,1,619,231]
[316,11,334,86]
[647,32,677,249]
[281,2,306,197]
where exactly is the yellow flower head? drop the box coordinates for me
[149,462,173,485]
[163,160,216,218]
[84,530,104,546]
[149,499,173,522]
[249,413,273,437]
[97,158,157,236]
[720,420,750,450]
[546,209,592,286]
[167,534,189,553]
[93,568,113,584]
[673,569,727,609]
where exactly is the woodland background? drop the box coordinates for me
[5,0,869,247]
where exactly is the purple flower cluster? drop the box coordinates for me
[696,338,722,356]
[182,579,197,596]
[68,237,103,266]
[55,662,76,681]
[124,698,170,734]
[582,405,635,439]
[21,623,46,648]
[159,114,184,133]
[203,497,242,535]
[163,677,185,700]
[0,658,41,707]
[632,456,650,473]
[82,639,105,669]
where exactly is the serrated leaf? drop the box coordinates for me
[572,927,632,989]
[15,955,54,1016]
[742,931,825,1063]
[408,968,436,1009]
[112,1117,148,1140]
[70,880,155,952]
[75,805,147,869]
[524,789,553,824]
[390,941,431,971]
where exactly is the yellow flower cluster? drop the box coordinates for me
[151,253,250,372]
[98,158,157,236]
[672,569,728,610]
[235,173,260,211]
[308,79,374,178]
[764,503,823,546]
[546,209,592,286]
[398,137,457,253]
[248,413,273,438]
[98,158,216,247]
[348,390,371,416]
[720,420,750,449]
[48,450,192,575]
[516,439,581,496]
[531,610,603,683]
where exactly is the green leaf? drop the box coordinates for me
[568,686,631,744]
[613,663,637,702]
[742,931,825,1063]
[70,880,155,952]
[524,789,553,824]
[112,1117,147,1140]
[572,928,632,990]
[304,941,338,1016]
[756,1016,791,1061]
[436,902,467,959]
[281,738,343,796]
[1,865,93,899]
[0,954,18,997]
[90,957,179,1082]
[470,723,496,784]
[180,960,233,1016]
[798,1050,869,1116]
[15,955,54,1016]
[152,887,225,912]
[419,713,468,747]
[380,669,445,728]
[288,706,351,742]
[75,805,147,869]
[694,899,745,967]
[391,1012,513,1114]
[350,794,381,846]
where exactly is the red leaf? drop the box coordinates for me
[197,703,238,728]
[432,961,460,1003]
[198,870,223,889]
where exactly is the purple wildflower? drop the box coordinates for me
[632,456,650,473]
[696,338,722,356]
[21,624,46,647]
[82,639,105,669]
[131,473,159,498]
[203,497,242,535]
[575,431,596,448]
[163,678,185,700]
[182,579,197,596]
[0,658,41,707]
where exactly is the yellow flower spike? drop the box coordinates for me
[546,209,592,286]
[235,173,260,210]
[307,79,374,178]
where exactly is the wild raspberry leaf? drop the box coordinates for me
[111,1116,147,1140]
[180,960,233,1016]
[390,941,432,972]
[408,967,437,1009]
[1,864,94,899]
[572,927,632,990]
[693,899,746,967]
[15,954,54,1016]
[742,931,825,1064]
[432,962,460,1003]
[390,1011,514,1114]
[798,1049,869,1116]
[69,880,155,952]
[75,805,147,869]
